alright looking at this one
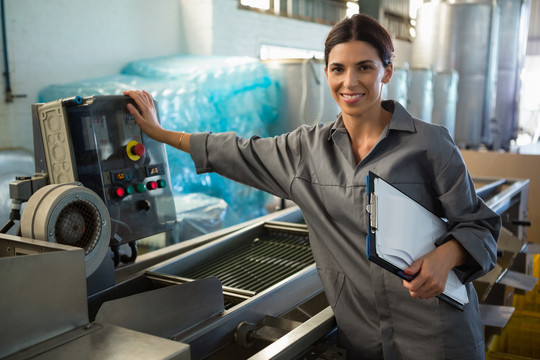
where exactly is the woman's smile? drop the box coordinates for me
[341,92,365,104]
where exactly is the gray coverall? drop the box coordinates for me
[190,100,501,359]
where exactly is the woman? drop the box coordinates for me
[125,14,500,359]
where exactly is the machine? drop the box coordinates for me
[31,95,176,260]
[0,234,190,360]
[8,95,177,292]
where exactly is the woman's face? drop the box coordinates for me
[325,40,392,119]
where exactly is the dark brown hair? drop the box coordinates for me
[324,13,394,68]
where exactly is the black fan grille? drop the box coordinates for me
[54,199,102,255]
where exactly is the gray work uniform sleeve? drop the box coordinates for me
[190,131,301,200]
[428,131,500,283]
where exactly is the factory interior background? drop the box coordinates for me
[3,0,540,239]
[2,0,540,359]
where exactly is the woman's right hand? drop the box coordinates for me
[123,90,164,142]
[123,89,191,153]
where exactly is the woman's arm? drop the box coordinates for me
[123,89,303,200]
[402,129,500,300]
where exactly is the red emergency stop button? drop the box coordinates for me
[132,143,146,157]
[146,181,158,190]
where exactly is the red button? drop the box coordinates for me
[115,187,125,197]
[132,143,146,157]
[146,181,157,190]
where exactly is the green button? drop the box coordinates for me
[125,185,134,195]
[157,179,166,188]
[136,183,146,193]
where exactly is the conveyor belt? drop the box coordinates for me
[146,221,317,309]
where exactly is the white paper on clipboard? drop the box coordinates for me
[372,175,469,306]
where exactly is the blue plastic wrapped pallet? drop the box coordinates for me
[38,55,279,225]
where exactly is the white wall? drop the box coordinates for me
[180,0,213,55]
[180,0,333,56]
[0,0,185,152]
[211,1,332,57]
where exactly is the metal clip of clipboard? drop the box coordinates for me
[366,193,377,231]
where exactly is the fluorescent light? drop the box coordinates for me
[260,45,324,60]
[241,0,270,11]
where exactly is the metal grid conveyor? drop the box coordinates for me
[146,222,316,309]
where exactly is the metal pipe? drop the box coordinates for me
[1,0,12,102]
[1,0,25,103]
[476,178,507,199]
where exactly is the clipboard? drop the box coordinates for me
[365,171,468,310]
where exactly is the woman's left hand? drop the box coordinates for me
[401,239,467,299]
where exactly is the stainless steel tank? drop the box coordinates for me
[263,59,340,134]
[433,70,459,138]
[412,1,500,149]
[408,68,433,123]
[383,66,408,108]
[450,2,499,149]
[493,0,530,150]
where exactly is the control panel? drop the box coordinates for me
[32,95,176,253]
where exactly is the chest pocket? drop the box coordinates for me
[318,184,368,232]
